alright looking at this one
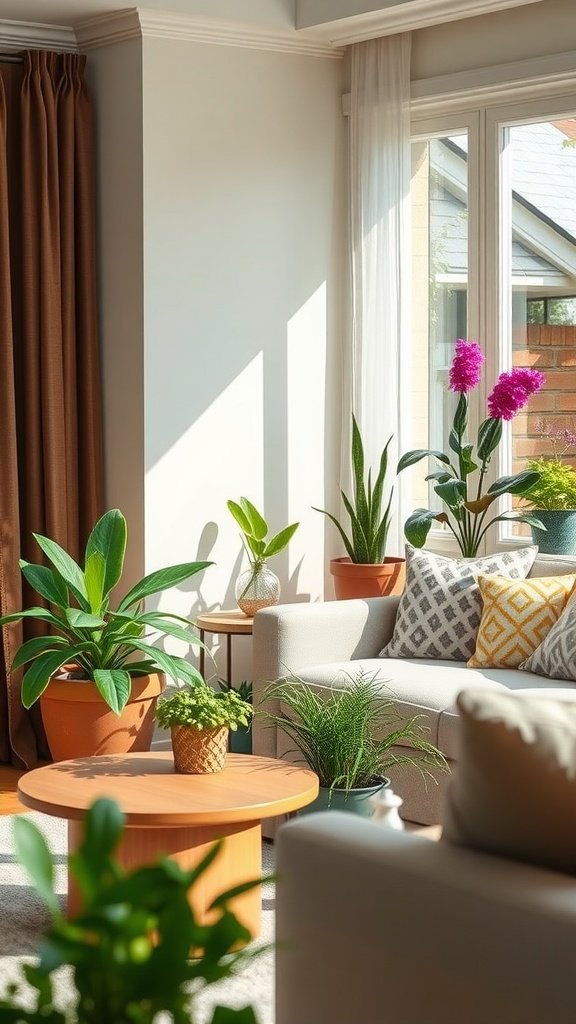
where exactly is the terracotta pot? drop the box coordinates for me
[330,557,406,600]
[39,672,165,761]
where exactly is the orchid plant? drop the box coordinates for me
[398,340,546,557]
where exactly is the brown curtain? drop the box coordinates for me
[0,51,103,767]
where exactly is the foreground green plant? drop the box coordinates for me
[0,509,211,714]
[313,415,393,564]
[262,674,447,794]
[0,798,261,1024]
[156,683,253,731]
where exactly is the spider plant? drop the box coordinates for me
[261,673,447,794]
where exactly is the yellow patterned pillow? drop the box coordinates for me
[467,573,576,669]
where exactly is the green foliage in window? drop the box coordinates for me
[524,457,576,510]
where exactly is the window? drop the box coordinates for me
[409,96,576,552]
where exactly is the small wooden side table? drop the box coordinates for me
[196,610,254,683]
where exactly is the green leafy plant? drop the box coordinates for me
[0,509,212,715]
[0,798,261,1024]
[522,424,576,510]
[227,498,298,568]
[218,679,253,704]
[313,415,393,564]
[156,683,253,732]
[262,674,447,794]
[523,457,576,510]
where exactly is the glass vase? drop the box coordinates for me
[235,562,280,617]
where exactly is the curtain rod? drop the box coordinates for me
[0,54,22,63]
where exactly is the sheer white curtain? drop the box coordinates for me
[345,33,412,555]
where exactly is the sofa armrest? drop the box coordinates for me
[276,813,576,1024]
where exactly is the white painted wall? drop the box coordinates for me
[86,40,145,591]
[412,0,576,80]
[141,38,346,679]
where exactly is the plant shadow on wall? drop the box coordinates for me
[0,797,264,1023]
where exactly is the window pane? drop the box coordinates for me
[504,118,576,538]
[409,133,468,516]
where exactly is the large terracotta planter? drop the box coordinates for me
[39,672,165,761]
[330,557,406,600]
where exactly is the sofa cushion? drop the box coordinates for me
[522,589,576,682]
[379,545,537,663]
[468,573,576,670]
[292,657,567,755]
[443,688,576,874]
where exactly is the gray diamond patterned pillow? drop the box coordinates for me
[521,592,576,680]
[379,544,538,662]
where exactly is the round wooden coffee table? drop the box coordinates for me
[18,752,318,936]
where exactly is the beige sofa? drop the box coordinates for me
[253,552,576,824]
[275,812,576,1024]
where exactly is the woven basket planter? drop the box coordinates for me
[171,724,229,774]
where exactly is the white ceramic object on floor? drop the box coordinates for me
[370,787,404,830]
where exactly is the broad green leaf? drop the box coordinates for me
[81,797,125,863]
[460,444,478,477]
[12,817,60,914]
[32,533,88,609]
[397,449,451,472]
[487,470,541,498]
[477,417,502,463]
[498,512,546,530]
[370,435,392,537]
[65,608,106,630]
[434,479,466,510]
[93,669,131,714]
[448,427,461,456]
[341,492,369,563]
[263,522,299,559]
[19,561,68,608]
[227,500,252,536]
[239,498,268,541]
[351,415,368,531]
[425,471,452,484]
[85,509,127,599]
[127,640,182,683]
[453,392,468,440]
[404,508,446,548]
[11,635,68,671]
[21,646,87,708]
[131,613,202,647]
[0,606,66,630]
[84,550,106,615]
[168,655,205,687]
[117,561,213,612]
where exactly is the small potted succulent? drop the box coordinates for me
[218,679,253,753]
[156,682,253,773]
[228,497,299,615]
[523,422,576,554]
[313,415,405,599]
[0,508,211,761]
[262,674,447,817]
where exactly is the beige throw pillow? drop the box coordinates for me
[443,688,576,874]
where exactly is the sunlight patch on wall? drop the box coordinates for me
[145,353,264,641]
[287,282,327,602]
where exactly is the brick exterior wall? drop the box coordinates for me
[512,324,576,475]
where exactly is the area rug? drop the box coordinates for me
[0,810,275,1024]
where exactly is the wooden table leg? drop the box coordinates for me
[199,628,205,678]
[67,819,263,937]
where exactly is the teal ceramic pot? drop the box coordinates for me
[229,724,252,754]
[299,776,390,818]
[531,510,576,555]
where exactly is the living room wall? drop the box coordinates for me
[141,37,346,646]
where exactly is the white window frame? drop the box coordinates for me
[408,59,576,555]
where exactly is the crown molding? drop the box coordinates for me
[75,9,141,51]
[75,7,344,58]
[0,17,77,52]
[411,48,576,115]
[300,0,543,44]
